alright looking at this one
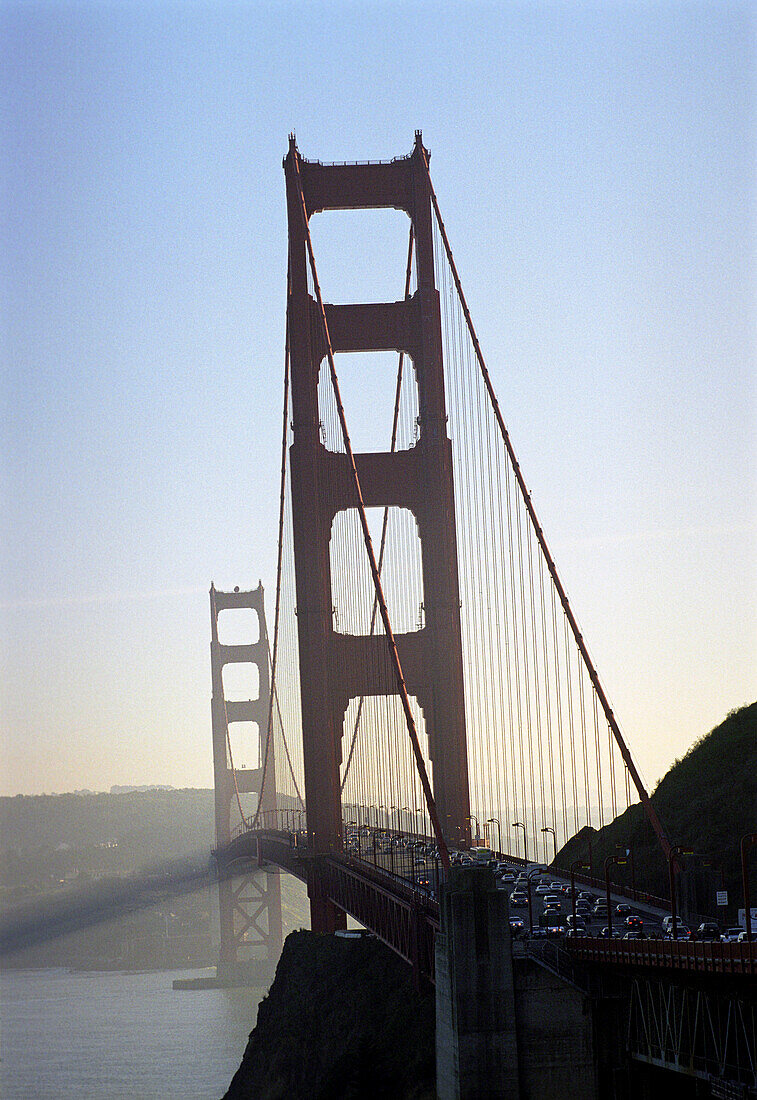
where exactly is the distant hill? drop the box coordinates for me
[555,702,757,919]
[0,788,215,893]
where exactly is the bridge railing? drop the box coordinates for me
[566,937,756,977]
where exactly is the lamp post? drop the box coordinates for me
[467,814,480,846]
[605,854,627,939]
[526,867,541,937]
[414,808,424,840]
[486,818,501,855]
[512,822,527,862]
[740,832,757,944]
[668,845,694,941]
[613,841,637,901]
[378,804,387,833]
[570,860,590,931]
[541,826,558,864]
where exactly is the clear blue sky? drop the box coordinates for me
[1,0,754,795]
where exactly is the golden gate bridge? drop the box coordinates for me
[209,134,755,1096]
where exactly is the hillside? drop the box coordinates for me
[555,701,757,917]
[225,930,435,1100]
[0,788,216,968]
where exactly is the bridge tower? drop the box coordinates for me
[210,583,282,979]
[284,134,471,931]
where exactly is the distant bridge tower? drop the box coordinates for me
[284,134,472,932]
[210,583,282,979]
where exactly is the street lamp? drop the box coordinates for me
[667,845,694,941]
[605,854,627,939]
[740,833,756,944]
[570,860,590,930]
[525,867,541,937]
[614,842,636,901]
[541,826,558,864]
[414,808,424,839]
[486,818,501,854]
[512,822,527,862]
[467,814,480,846]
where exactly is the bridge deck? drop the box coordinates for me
[217,831,756,984]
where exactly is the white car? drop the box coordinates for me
[721,927,745,943]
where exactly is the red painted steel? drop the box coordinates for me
[230,834,755,984]
[210,587,283,971]
[283,133,472,924]
[566,937,756,977]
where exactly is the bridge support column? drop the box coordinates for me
[210,584,283,981]
[307,861,347,934]
[435,865,521,1100]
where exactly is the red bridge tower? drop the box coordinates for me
[284,135,472,931]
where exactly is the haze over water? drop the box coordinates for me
[0,968,261,1100]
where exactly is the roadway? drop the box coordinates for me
[343,825,676,942]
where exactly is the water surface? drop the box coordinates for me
[0,967,263,1099]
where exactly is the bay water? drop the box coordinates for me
[0,967,264,1099]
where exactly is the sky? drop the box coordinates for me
[1,0,754,797]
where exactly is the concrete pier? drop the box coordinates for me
[435,864,521,1099]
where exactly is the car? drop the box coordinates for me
[599,927,620,938]
[535,883,552,895]
[624,915,643,930]
[615,903,631,916]
[543,894,563,907]
[498,871,515,883]
[509,919,525,937]
[544,924,567,938]
[622,931,647,940]
[578,891,596,902]
[663,924,691,940]
[695,922,721,941]
[721,927,746,943]
[575,902,592,915]
[566,915,586,929]
[565,928,588,938]
[510,893,528,908]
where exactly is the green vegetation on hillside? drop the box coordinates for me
[555,702,757,919]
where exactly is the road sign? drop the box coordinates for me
[716,890,728,906]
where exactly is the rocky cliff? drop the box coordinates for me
[224,930,435,1100]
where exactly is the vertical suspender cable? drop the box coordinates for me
[420,147,672,861]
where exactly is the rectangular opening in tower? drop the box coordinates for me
[308,208,415,305]
[227,720,260,772]
[318,350,419,454]
[222,662,259,702]
[216,607,260,645]
[339,693,431,833]
[330,506,424,636]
